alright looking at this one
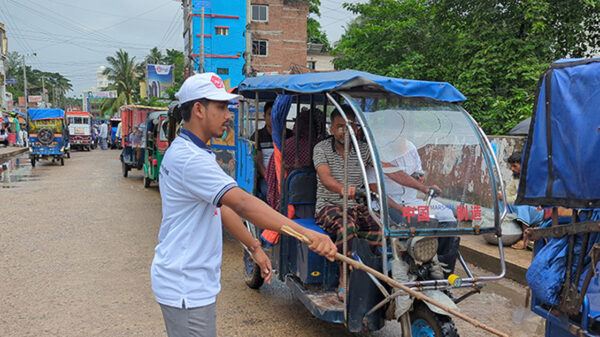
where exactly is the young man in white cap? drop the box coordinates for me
[151,73,337,337]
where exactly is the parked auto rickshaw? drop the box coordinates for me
[520,58,600,336]
[28,108,70,167]
[66,111,93,151]
[236,70,508,336]
[120,105,168,178]
[142,110,169,188]
[109,117,122,149]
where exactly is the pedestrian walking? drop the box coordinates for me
[99,121,108,150]
[150,72,337,337]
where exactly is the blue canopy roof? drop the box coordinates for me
[517,57,600,208]
[239,69,466,103]
[28,109,65,121]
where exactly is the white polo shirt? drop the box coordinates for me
[151,129,237,309]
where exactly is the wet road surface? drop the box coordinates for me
[1,150,543,336]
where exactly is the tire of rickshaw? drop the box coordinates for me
[243,248,264,289]
[66,151,70,159]
[410,303,458,337]
[30,157,36,167]
[60,157,65,166]
[143,176,151,188]
[122,162,129,178]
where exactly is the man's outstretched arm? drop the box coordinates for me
[220,187,337,261]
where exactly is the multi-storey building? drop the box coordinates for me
[183,0,247,88]
[246,0,309,76]
[182,0,310,85]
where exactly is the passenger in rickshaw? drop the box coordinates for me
[498,151,544,249]
[366,138,460,276]
[251,101,293,201]
[313,105,382,300]
[265,107,323,210]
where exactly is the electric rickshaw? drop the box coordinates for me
[235,70,509,336]
[120,105,168,178]
[520,58,600,336]
[142,110,169,188]
[27,108,70,167]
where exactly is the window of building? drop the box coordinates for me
[251,4,268,22]
[252,39,268,56]
[307,61,316,70]
[217,68,229,75]
[215,27,229,36]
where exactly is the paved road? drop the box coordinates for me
[1,150,544,336]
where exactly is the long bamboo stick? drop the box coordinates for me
[280,225,510,337]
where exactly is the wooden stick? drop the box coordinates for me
[280,225,510,337]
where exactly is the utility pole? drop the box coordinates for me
[200,7,205,72]
[22,55,27,111]
[21,52,36,119]
[41,75,46,105]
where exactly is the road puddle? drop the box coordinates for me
[0,154,39,188]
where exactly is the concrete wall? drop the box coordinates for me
[417,135,526,207]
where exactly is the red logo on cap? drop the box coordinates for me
[211,76,224,89]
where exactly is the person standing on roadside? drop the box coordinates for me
[151,72,337,337]
[99,121,108,150]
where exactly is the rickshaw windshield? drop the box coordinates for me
[346,93,498,234]
[159,119,168,142]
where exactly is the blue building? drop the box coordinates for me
[183,0,247,88]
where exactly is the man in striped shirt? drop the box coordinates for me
[313,105,382,300]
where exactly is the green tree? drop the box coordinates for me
[306,0,331,51]
[145,47,165,64]
[103,49,138,105]
[333,0,600,134]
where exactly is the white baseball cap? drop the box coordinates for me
[176,72,242,104]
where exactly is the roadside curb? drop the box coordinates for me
[0,148,28,160]
[459,236,530,286]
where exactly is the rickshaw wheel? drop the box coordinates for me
[67,152,70,159]
[144,176,151,188]
[60,158,64,166]
[410,303,458,337]
[30,158,36,167]
[243,248,264,289]
[122,162,129,177]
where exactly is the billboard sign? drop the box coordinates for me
[6,78,18,85]
[18,96,25,106]
[28,95,42,103]
[146,64,174,98]
[87,90,117,99]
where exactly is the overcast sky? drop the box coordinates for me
[1,0,361,96]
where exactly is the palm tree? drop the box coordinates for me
[103,49,138,104]
[145,47,165,64]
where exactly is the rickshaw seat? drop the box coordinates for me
[283,167,317,219]
[292,218,327,235]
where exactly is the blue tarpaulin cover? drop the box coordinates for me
[239,70,466,103]
[28,109,65,121]
[517,58,600,208]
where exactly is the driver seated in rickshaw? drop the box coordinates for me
[313,105,382,300]
[366,137,460,277]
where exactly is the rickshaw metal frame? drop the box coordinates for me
[238,73,508,332]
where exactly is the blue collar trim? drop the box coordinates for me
[180,128,212,153]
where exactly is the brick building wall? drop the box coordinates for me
[248,0,309,75]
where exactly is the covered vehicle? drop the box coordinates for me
[520,58,600,337]
[120,105,168,178]
[109,118,121,149]
[66,111,93,151]
[142,110,169,187]
[28,108,69,166]
[236,70,508,336]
